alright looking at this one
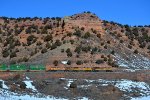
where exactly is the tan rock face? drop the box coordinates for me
[19,33,29,44]
[64,13,104,34]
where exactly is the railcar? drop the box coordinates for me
[0,64,7,71]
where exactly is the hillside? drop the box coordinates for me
[0,12,150,69]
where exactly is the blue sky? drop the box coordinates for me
[0,0,150,26]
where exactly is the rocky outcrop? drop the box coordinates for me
[64,12,104,34]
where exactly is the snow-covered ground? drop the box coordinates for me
[0,78,88,100]
[98,79,150,97]
[63,78,150,96]
[1,78,150,100]
[101,79,150,99]
[60,78,150,99]
[131,96,150,100]
[0,88,89,100]
[0,89,68,100]
[0,78,67,100]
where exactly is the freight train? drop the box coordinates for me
[0,64,115,72]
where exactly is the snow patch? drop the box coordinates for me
[84,79,95,83]
[114,53,150,69]
[67,79,74,87]
[131,96,150,100]
[97,79,150,97]
[26,76,30,80]
[119,63,129,67]
[61,61,68,65]
[81,97,89,100]
[23,76,37,92]
[23,81,37,91]
[79,84,92,88]
[114,80,150,94]
[0,79,9,89]
[123,69,136,72]
[60,78,75,89]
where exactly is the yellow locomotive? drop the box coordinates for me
[46,66,115,72]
